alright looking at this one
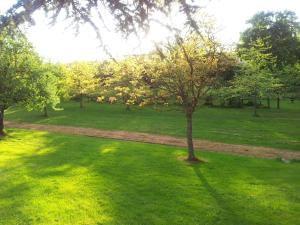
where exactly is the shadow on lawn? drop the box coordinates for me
[7,132,200,224]
[0,182,34,225]
[2,130,299,225]
[192,165,244,225]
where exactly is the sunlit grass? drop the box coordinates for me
[5,99,300,150]
[0,129,300,225]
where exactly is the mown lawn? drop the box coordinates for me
[6,100,300,150]
[0,129,300,225]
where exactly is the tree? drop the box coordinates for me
[230,65,281,116]
[239,11,300,68]
[26,63,61,117]
[0,0,201,57]
[0,28,40,135]
[98,57,149,109]
[64,61,98,108]
[277,63,300,101]
[142,33,227,161]
[205,52,239,107]
[230,45,282,116]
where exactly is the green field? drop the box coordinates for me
[6,100,300,150]
[0,129,299,225]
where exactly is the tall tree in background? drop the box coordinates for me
[239,11,300,68]
[0,28,39,135]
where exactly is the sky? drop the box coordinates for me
[0,0,300,63]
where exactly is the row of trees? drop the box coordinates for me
[1,10,300,161]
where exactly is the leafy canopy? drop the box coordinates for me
[0,27,40,110]
[239,10,300,67]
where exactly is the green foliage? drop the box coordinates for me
[1,129,300,225]
[64,61,99,107]
[230,64,281,100]
[239,10,300,67]
[0,28,40,110]
[26,63,61,115]
[98,57,150,108]
[145,33,226,112]
[277,63,300,99]
[228,43,282,115]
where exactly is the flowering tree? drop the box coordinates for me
[64,62,99,108]
[98,58,150,109]
[142,33,228,161]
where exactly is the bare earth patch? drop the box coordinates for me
[5,121,300,160]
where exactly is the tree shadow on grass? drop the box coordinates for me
[6,131,205,224]
[2,130,300,225]
[191,165,244,225]
[0,182,34,225]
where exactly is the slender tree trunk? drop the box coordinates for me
[290,97,294,103]
[80,94,84,109]
[204,96,213,106]
[267,97,270,109]
[0,108,4,136]
[43,106,48,117]
[253,95,258,117]
[186,109,196,161]
[277,96,280,109]
[220,98,225,107]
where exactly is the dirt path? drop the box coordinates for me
[4,121,300,160]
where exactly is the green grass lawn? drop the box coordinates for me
[0,129,299,225]
[6,100,300,150]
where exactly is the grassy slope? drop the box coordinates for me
[0,129,299,225]
[5,100,300,150]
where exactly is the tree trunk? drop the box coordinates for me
[267,97,270,109]
[277,96,280,109]
[204,96,213,106]
[186,110,196,161]
[253,95,258,117]
[0,108,4,136]
[220,98,225,107]
[290,97,294,103]
[80,94,84,109]
[43,106,48,117]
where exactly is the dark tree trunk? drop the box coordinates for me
[220,98,225,107]
[43,106,48,117]
[186,109,196,161]
[80,94,84,109]
[277,96,280,109]
[253,95,258,117]
[290,97,295,103]
[0,108,4,136]
[204,96,213,106]
[267,97,270,109]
